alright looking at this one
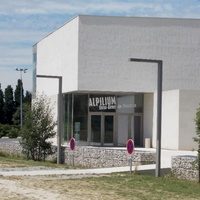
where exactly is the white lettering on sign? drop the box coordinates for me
[117,103,136,109]
[89,96,116,110]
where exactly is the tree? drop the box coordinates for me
[20,94,56,161]
[13,79,31,127]
[12,91,32,126]
[13,79,24,126]
[24,91,32,104]
[4,85,15,124]
[14,79,23,107]
[0,84,4,123]
[12,106,20,125]
[193,104,200,183]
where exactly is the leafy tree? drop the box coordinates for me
[193,104,200,183]
[13,79,24,126]
[14,79,23,107]
[0,124,20,138]
[20,94,56,161]
[12,97,32,126]
[12,106,21,125]
[13,79,31,127]
[4,85,15,124]
[24,91,32,104]
[0,84,4,123]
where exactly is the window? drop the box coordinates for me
[73,94,88,142]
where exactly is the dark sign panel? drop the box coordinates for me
[126,139,134,154]
[70,138,75,151]
[89,94,116,112]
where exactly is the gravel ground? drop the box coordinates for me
[0,166,113,200]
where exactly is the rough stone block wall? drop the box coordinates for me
[0,139,156,168]
[171,155,199,182]
[0,139,22,156]
[64,146,156,168]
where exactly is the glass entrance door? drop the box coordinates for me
[104,115,114,144]
[133,115,142,146]
[91,115,101,143]
[90,114,114,146]
[117,114,142,147]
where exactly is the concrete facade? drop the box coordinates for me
[179,90,200,150]
[34,15,200,150]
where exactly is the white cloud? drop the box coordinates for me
[0,28,49,69]
[0,29,48,44]
[0,0,199,17]
[0,46,32,67]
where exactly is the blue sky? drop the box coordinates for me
[1,0,200,92]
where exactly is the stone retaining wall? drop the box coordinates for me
[171,156,199,182]
[0,138,156,168]
[64,146,156,168]
[0,139,22,156]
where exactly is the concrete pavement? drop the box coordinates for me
[0,148,197,177]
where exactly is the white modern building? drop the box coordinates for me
[33,15,200,150]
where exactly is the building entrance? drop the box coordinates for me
[64,93,144,147]
[117,114,143,147]
[88,113,142,147]
[88,113,115,146]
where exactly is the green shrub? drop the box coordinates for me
[7,126,20,138]
[0,124,20,138]
[0,151,10,157]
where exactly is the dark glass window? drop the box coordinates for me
[134,94,143,113]
[116,94,143,113]
[104,115,114,143]
[73,94,88,142]
[91,115,101,143]
[64,93,72,142]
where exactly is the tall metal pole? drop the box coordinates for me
[129,58,163,177]
[36,75,63,164]
[15,68,27,128]
[57,76,62,164]
[156,61,163,177]
[20,71,23,128]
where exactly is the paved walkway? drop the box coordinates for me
[0,148,197,177]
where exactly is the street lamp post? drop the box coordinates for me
[15,68,28,128]
[129,58,163,177]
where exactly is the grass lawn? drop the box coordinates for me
[0,154,200,199]
[84,173,200,200]
[0,152,67,168]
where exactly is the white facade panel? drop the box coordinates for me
[35,17,79,95]
[152,90,200,150]
[160,90,179,150]
[48,94,58,145]
[77,16,200,93]
[179,90,200,150]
